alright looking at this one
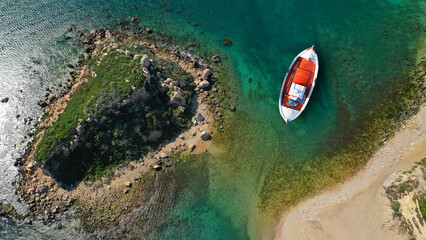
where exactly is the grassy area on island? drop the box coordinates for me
[258,58,425,218]
[34,39,196,186]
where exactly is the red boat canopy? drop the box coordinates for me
[292,58,315,86]
[293,68,311,85]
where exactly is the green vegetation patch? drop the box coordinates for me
[419,195,426,220]
[34,42,195,187]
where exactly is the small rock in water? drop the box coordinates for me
[105,30,112,39]
[37,185,48,193]
[37,100,48,108]
[229,105,236,111]
[200,131,211,141]
[56,223,63,229]
[222,38,232,46]
[130,17,138,23]
[1,97,9,103]
[211,55,221,63]
[27,162,35,170]
[193,113,205,123]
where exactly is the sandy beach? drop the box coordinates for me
[274,103,426,240]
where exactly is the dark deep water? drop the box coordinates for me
[0,0,424,239]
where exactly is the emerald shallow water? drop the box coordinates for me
[147,0,424,239]
[0,0,424,239]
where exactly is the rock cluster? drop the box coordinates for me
[15,17,229,230]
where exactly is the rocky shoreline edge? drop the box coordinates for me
[3,19,235,231]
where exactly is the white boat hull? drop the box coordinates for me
[279,46,319,123]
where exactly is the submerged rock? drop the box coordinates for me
[37,100,48,108]
[188,144,196,152]
[222,38,232,46]
[211,55,221,63]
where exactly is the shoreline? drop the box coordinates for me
[13,25,227,229]
[274,103,426,240]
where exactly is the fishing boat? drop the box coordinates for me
[279,45,319,124]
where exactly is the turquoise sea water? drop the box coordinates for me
[0,0,424,239]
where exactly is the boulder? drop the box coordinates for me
[211,55,221,63]
[1,97,9,103]
[198,80,210,89]
[37,185,48,193]
[202,69,212,80]
[140,54,150,68]
[188,144,196,152]
[200,131,212,141]
[125,182,132,187]
[130,17,138,23]
[153,165,162,171]
[194,113,205,123]
[159,153,168,159]
[229,105,236,111]
[170,87,186,106]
